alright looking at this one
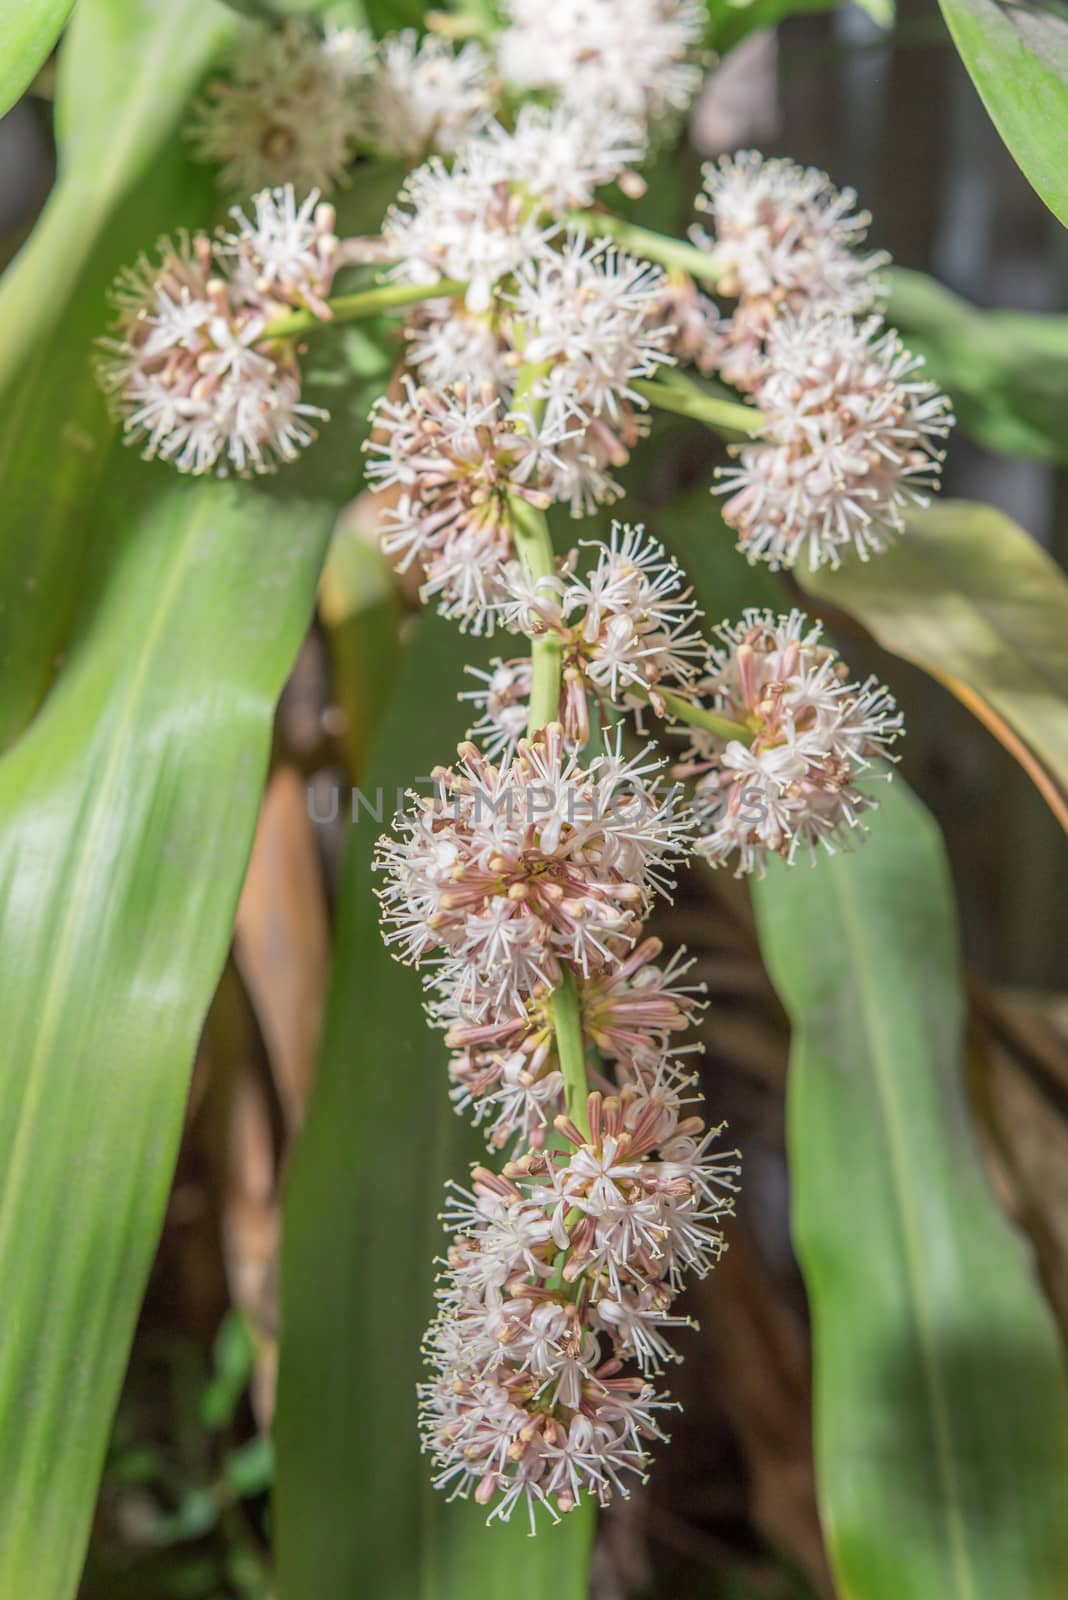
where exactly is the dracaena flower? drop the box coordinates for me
[420,1087,739,1528]
[374,726,692,1016]
[363,380,564,634]
[433,935,705,1151]
[97,204,334,477]
[478,525,704,745]
[187,20,372,195]
[676,609,903,876]
[498,0,706,128]
[353,29,493,160]
[382,140,556,313]
[718,310,954,570]
[692,150,887,391]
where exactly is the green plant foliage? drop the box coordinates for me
[938,0,1068,228]
[799,501,1068,812]
[889,267,1068,463]
[0,0,235,749]
[0,0,77,117]
[706,0,892,55]
[752,777,1068,1600]
[274,610,596,1600]
[0,455,339,1600]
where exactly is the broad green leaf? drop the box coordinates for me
[752,778,1068,1599]
[889,267,1068,463]
[0,0,76,117]
[938,0,1068,228]
[275,611,595,1599]
[0,453,339,1600]
[799,502,1068,824]
[0,0,234,747]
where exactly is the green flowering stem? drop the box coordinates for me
[549,968,591,1141]
[508,493,563,735]
[260,277,468,342]
[567,209,723,286]
[639,685,756,745]
[633,376,765,437]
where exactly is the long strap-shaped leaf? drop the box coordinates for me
[275,611,595,1599]
[801,501,1068,831]
[752,780,1068,1598]
[0,0,234,748]
[0,457,336,1599]
[938,0,1068,229]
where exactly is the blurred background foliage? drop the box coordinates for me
[3,1,1068,1597]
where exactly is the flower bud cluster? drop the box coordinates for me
[363,380,564,634]
[189,20,494,194]
[97,188,339,477]
[677,609,903,875]
[718,311,954,571]
[465,524,704,750]
[435,937,704,1152]
[420,1084,740,1528]
[497,0,706,127]
[374,726,691,1016]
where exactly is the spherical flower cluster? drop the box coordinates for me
[497,0,706,128]
[420,1085,739,1527]
[435,936,704,1151]
[511,236,674,512]
[187,21,371,195]
[364,380,562,633]
[693,151,887,392]
[473,524,704,750]
[382,140,556,313]
[678,610,903,876]
[353,29,494,160]
[488,104,648,215]
[374,726,692,1016]
[718,311,954,570]
[97,188,339,476]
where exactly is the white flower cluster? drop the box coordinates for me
[354,29,494,161]
[718,311,954,570]
[678,609,903,876]
[498,0,706,127]
[420,1083,739,1528]
[363,380,562,634]
[189,21,493,193]
[464,524,704,751]
[98,188,339,476]
[188,22,373,195]
[374,726,691,1017]
[692,151,886,392]
[439,936,704,1153]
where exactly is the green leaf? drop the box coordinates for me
[275,611,595,1599]
[706,0,837,54]
[889,267,1068,463]
[0,0,235,747]
[0,0,77,116]
[752,778,1068,1600]
[938,0,1068,228]
[0,452,338,1600]
[799,501,1068,822]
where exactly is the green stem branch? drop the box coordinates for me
[549,970,590,1140]
[641,686,755,745]
[568,210,723,287]
[634,376,765,437]
[508,494,562,735]
[260,278,467,341]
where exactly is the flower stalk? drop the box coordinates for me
[548,968,591,1140]
[633,376,765,437]
[261,277,468,341]
[567,209,722,286]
